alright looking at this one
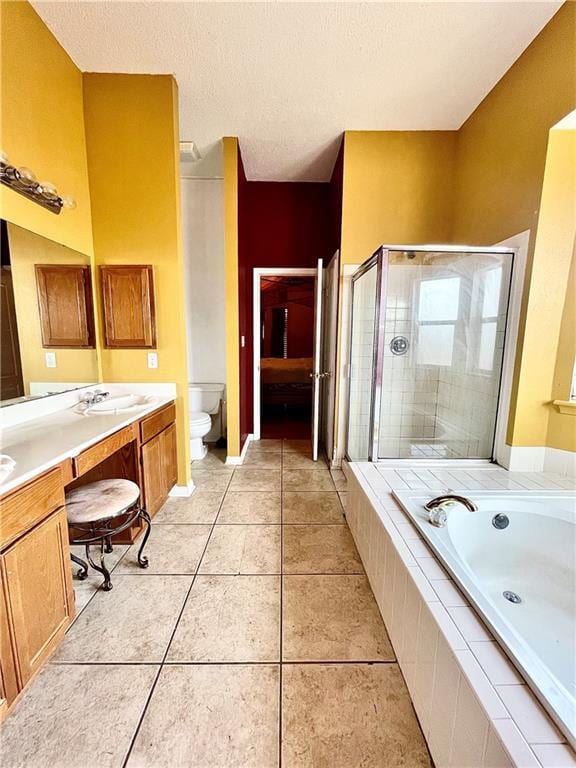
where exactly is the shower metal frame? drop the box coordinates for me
[346,244,516,463]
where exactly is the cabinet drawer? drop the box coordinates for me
[74,423,138,477]
[140,402,176,444]
[0,469,64,551]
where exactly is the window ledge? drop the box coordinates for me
[552,400,576,415]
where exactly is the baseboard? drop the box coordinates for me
[543,447,576,477]
[225,434,253,465]
[500,444,575,476]
[168,480,196,497]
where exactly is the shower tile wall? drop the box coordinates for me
[378,257,510,460]
[436,320,506,458]
[379,266,442,459]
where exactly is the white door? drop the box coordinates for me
[311,258,324,460]
[321,251,340,463]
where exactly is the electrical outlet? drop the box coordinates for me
[45,352,57,368]
[147,352,158,369]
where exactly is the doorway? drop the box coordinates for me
[256,272,316,440]
[253,257,339,459]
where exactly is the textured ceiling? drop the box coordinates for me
[32,1,561,181]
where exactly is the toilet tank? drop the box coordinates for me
[188,383,225,415]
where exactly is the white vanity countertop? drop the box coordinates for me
[0,385,176,495]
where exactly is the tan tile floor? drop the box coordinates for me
[1,440,432,768]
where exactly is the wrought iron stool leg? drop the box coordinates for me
[137,507,152,569]
[71,552,89,581]
[85,541,113,591]
[104,536,113,554]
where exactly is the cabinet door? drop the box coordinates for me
[141,434,165,517]
[2,508,75,687]
[35,265,95,347]
[0,571,19,716]
[100,265,156,348]
[161,422,178,494]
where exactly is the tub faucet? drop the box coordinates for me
[424,494,478,528]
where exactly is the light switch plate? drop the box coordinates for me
[45,352,57,368]
[147,352,158,369]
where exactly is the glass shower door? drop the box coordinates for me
[346,255,382,461]
[378,249,513,459]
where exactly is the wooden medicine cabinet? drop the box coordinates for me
[100,265,156,348]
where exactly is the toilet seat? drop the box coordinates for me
[189,411,211,428]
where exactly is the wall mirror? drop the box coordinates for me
[0,220,100,406]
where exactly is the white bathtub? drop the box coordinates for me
[393,490,576,750]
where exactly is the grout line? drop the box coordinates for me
[86,570,364,577]
[120,463,235,768]
[51,659,398,667]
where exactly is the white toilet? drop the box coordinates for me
[188,383,225,460]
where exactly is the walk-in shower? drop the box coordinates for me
[346,245,515,462]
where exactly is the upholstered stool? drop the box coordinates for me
[66,479,151,591]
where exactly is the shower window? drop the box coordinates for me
[346,246,514,462]
[415,276,461,367]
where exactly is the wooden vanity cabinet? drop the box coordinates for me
[100,265,156,348]
[140,403,178,517]
[0,468,75,713]
[0,400,178,720]
[0,574,18,720]
[1,508,74,688]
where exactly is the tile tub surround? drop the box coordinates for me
[345,461,576,768]
[3,440,433,767]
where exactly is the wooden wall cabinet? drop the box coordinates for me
[100,265,156,348]
[35,265,95,348]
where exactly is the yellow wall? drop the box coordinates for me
[547,240,576,452]
[7,223,99,391]
[340,131,457,265]
[521,128,575,450]
[83,74,190,484]
[452,4,576,447]
[0,0,93,257]
[223,137,240,457]
[337,6,575,453]
[452,3,576,248]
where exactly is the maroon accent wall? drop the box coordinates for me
[237,137,344,444]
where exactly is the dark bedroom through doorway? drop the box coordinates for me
[259,275,315,439]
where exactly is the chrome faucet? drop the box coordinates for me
[424,494,478,528]
[80,389,110,407]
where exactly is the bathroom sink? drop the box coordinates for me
[81,394,158,415]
